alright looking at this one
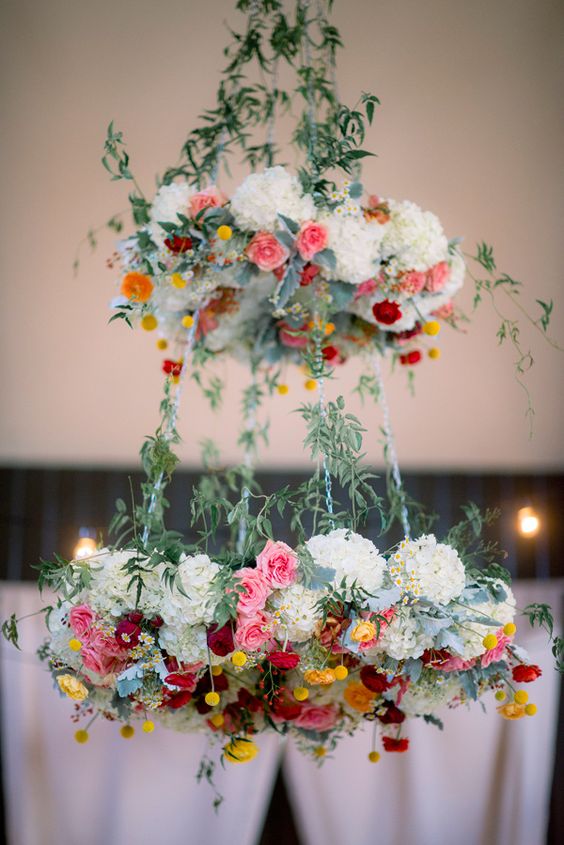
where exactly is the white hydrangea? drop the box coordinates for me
[321,211,386,285]
[377,610,432,660]
[159,553,221,628]
[86,549,163,617]
[149,182,196,245]
[458,583,516,659]
[158,622,209,666]
[269,584,323,643]
[389,535,466,606]
[306,529,387,600]
[394,674,461,716]
[381,199,448,271]
[47,602,82,669]
[230,166,315,232]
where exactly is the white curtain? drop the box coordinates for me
[1,581,561,845]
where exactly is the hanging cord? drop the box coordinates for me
[315,0,340,104]
[313,324,335,525]
[301,0,318,169]
[141,313,200,546]
[371,355,411,538]
[236,368,259,553]
[265,55,279,164]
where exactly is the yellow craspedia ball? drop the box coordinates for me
[368,751,380,763]
[423,320,440,336]
[74,729,89,744]
[142,720,155,734]
[293,686,309,702]
[224,738,259,764]
[334,665,349,681]
[428,347,441,360]
[211,665,223,676]
[231,651,247,668]
[324,322,336,336]
[210,713,225,728]
[156,338,168,350]
[525,703,537,716]
[205,691,220,707]
[514,690,529,705]
[277,384,289,395]
[120,725,135,739]
[304,379,317,391]
[483,634,498,651]
[68,638,82,652]
[141,314,158,331]
[171,375,180,385]
[217,225,233,241]
[171,273,187,289]
[495,690,507,702]
[181,314,194,329]
[503,622,516,636]
[314,746,326,758]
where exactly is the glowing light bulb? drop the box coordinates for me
[517,507,540,537]
[73,534,97,560]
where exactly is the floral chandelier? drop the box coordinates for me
[4,0,561,805]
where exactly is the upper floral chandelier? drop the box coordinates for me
[4,0,560,805]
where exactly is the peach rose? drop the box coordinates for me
[399,270,426,295]
[234,567,272,615]
[246,231,289,272]
[426,261,450,292]
[189,186,227,219]
[295,221,328,261]
[235,611,273,651]
[256,540,298,588]
[294,703,338,732]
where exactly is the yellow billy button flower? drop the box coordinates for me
[423,320,440,336]
[224,737,259,764]
[334,665,349,681]
[514,690,529,705]
[303,668,336,686]
[503,622,517,636]
[142,720,155,734]
[293,687,309,702]
[211,665,223,677]
[141,314,158,331]
[216,225,233,241]
[156,338,168,350]
[181,314,194,329]
[495,690,507,702]
[68,638,82,652]
[497,702,526,720]
[57,674,88,702]
[304,379,317,391]
[120,725,135,739]
[350,621,377,643]
[428,347,441,360]
[483,634,498,651]
[313,746,326,758]
[171,273,187,289]
[74,729,89,744]
[205,691,220,707]
[276,384,289,395]
[525,703,537,716]
[210,713,225,728]
[231,651,247,668]
[368,751,380,763]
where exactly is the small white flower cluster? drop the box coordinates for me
[388,534,466,606]
[306,528,387,600]
[230,166,316,232]
[270,583,322,643]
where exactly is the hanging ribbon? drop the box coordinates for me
[312,323,335,525]
[236,367,259,553]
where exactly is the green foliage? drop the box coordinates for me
[1,614,20,650]
[523,603,554,638]
[446,503,507,574]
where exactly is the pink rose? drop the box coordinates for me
[81,634,128,676]
[234,611,273,651]
[256,540,298,588]
[437,655,477,672]
[295,221,328,261]
[278,321,308,348]
[481,628,511,668]
[354,278,379,300]
[189,186,227,219]
[426,261,450,292]
[399,270,426,295]
[69,604,95,639]
[246,231,289,272]
[294,704,338,732]
[431,301,454,319]
[234,567,272,615]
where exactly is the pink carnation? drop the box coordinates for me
[295,221,328,261]
[294,704,338,732]
[481,628,511,668]
[69,604,95,639]
[399,270,426,295]
[431,301,454,319]
[235,567,272,615]
[426,261,450,292]
[234,611,273,651]
[354,278,379,300]
[437,655,477,672]
[189,186,227,219]
[246,231,289,272]
[256,540,298,588]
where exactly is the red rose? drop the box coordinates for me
[512,664,542,683]
[271,696,303,721]
[127,611,143,625]
[360,665,392,693]
[207,623,235,657]
[300,263,320,286]
[164,235,193,253]
[165,673,197,690]
[266,651,301,670]
[162,359,183,377]
[372,299,402,325]
[237,688,262,713]
[382,736,409,753]
[115,619,141,648]
[322,345,342,364]
[399,350,422,366]
[378,702,405,725]
[166,690,192,709]
[150,615,163,628]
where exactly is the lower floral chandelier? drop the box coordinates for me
[4,0,560,801]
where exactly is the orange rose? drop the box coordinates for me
[303,668,336,686]
[496,703,526,721]
[343,681,377,713]
[350,621,377,643]
[120,272,154,303]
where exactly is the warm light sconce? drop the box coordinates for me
[73,529,97,560]
[517,506,540,538]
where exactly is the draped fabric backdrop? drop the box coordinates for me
[1,581,561,845]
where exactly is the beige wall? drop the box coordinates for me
[0,0,562,469]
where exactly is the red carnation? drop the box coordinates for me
[322,345,342,365]
[372,299,402,325]
[164,235,193,253]
[360,665,392,693]
[300,263,320,286]
[266,651,301,670]
[512,664,542,683]
[399,350,422,366]
[382,736,409,753]
[166,689,192,709]
[127,611,143,625]
[150,615,163,628]
[115,619,141,648]
[378,702,405,725]
[207,623,235,657]
[165,673,197,691]
[162,359,183,377]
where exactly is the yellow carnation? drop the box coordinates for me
[303,668,336,686]
[496,703,526,721]
[57,674,88,702]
